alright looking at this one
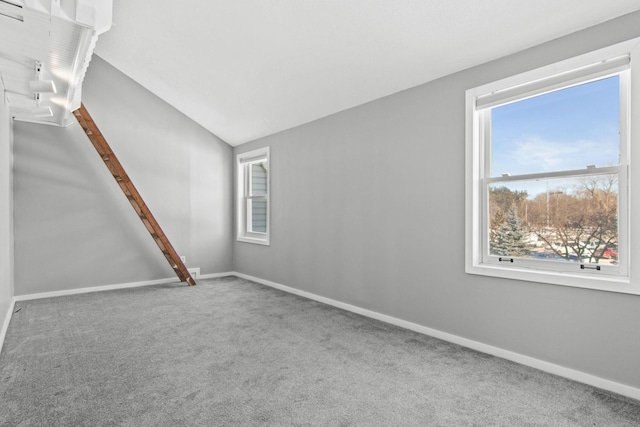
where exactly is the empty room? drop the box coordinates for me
[2,1,640,425]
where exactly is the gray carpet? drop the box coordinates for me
[1,276,639,426]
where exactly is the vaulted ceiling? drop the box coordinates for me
[4,1,640,146]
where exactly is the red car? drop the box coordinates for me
[603,248,618,259]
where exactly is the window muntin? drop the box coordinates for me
[466,38,640,294]
[237,147,270,245]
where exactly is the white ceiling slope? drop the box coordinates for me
[0,0,111,126]
[94,1,640,146]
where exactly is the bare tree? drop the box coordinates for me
[526,175,618,263]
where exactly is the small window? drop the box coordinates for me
[465,38,640,294]
[237,147,270,245]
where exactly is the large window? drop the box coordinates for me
[237,147,270,245]
[465,39,640,294]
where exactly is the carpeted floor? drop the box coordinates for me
[1,276,639,426]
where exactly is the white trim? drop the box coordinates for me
[237,235,271,246]
[485,165,621,183]
[12,277,179,301]
[10,271,236,302]
[196,272,235,280]
[0,298,15,357]
[233,271,640,401]
[237,146,270,163]
[476,55,629,109]
[472,38,640,107]
[236,146,270,246]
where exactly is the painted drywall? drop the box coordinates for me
[13,56,233,295]
[0,82,13,334]
[234,11,640,389]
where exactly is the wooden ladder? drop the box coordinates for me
[73,103,196,286]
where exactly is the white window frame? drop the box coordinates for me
[237,147,270,245]
[465,38,640,295]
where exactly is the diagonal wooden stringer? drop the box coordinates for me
[73,104,196,286]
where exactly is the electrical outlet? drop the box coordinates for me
[180,256,186,263]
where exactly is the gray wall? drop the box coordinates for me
[234,11,640,389]
[13,56,233,295]
[0,82,13,327]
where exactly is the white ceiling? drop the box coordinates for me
[94,1,640,146]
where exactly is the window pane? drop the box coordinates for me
[248,199,268,233]
[490,76,620,177]
[250,162,268,196]
[488,175,618,265]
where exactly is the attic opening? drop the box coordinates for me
[0,0,23,21]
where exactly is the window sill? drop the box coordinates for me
[466,263,639,295]
[237,235,270,246]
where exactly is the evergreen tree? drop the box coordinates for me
[489,186,528,244]
[491,206,529,257]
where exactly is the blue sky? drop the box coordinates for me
[491,75,620,179]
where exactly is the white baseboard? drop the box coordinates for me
[233,271,640,401]
[13,277,179,301]
[198,272,235,280]
[12,271,237,302]
[0,298,15,357]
